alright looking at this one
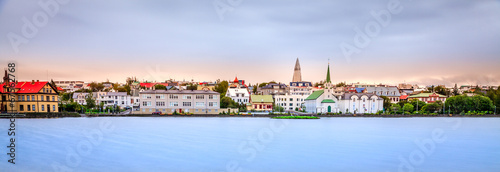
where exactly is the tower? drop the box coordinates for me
[292,58,302,82]
[324,59,333,89]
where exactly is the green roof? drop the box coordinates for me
[305,90,324,100]
[408,93,446,98]
[321,99,335,103]
[250,95,273,103]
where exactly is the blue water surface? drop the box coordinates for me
[1,117,499,172]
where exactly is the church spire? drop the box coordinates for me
[292,58,302,82]
[326,59,331,83]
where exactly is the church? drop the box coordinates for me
[304,62,384,114]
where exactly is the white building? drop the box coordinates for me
[365,86,401,103]
[275,94,308,111]
[304,61,383,114]
[139,90,220,114]
[72,91,132,108]
[225,77,250,104]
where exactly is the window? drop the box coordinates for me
[143,101,151,106]
[169,95,178,99]
[170,102,178,107]
[27,105,31,111]
[196,95,204,99]
[156,95,164,99]
[156,102,165,106]
[209,95,216,99]
[209,102,218,107]
[42,105,45,111]
[53,105,56,111]
[289,103,293,106]
[143,94,151,99]
[183,102,192,106]
[290,98,293,101]
[19,105,24,111]
[41,96,44,101]
[183,95,192,99]
[32,105,36,111]
[52,96,55,101]
[196,102,205,107]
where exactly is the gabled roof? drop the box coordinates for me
[305,90,324,100]
[321,99,335,103]
[250,95,273,103]
[408,93,446,98]
[400,95,409,100]
[0,81,52,94]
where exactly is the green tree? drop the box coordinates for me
[380,96,392,112]
[252,84,258,94]
[89,82,104,92]
[258,83,269,88]
[335,82,346,87]
[274,105,284,112]
[422,102,442,113]
[403,103,414,113]
[187,84,198,90]
[409,99,426,112]
[85,92,96,109]
[154,84,167,90]
[214,80,229,97]
[391,104,401,114]
[221,96,237,108]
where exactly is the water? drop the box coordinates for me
[1,117,499,172]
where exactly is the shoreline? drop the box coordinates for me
[1,113,499,118]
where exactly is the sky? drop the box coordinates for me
[0,0,499,87]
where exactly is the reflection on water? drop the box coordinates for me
[1,117,499,172]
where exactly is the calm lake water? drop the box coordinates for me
[1,117,500,172]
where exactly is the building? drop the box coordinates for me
[226,77,250,104]
[139,90,220,114]
[364,86,401,103]
[257,83,289,96]
[248,95,273,111]
[1,71,59,113]
[408,93,447,104]
[72,91,132,108]
[304,62,384,114]
[275,94,308,111]
[53,81,84,92]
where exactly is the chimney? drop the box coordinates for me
[32,80,35,84]
[36,80,39,82]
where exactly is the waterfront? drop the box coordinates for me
[1,117,500,171]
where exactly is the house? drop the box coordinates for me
[226,77,250,104]
[72,91,132,108]
[365,86,401,103]
[1,71,59,113]
[257,83,289,96]
[248,95,273,111]
[139,90,220,114]
[275,94,308,111]
[53,81,84,92]
[408,93,447,103]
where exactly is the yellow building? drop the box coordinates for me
[1,72,59,113]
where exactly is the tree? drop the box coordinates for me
[252,84,258,94]
[214,80,229,97]
[274,105,284,112]
[258,83,269,88]
[434,86,449,96]
[221,96,237,108]
[422,102,442,113]
[409,99,426,112]
[403,103,414,113]
[335,82,346,87]
[154,84,166,90]
[391,104,401,114]
[89,82,104,92]
[380,96,392,112]
[85,92,96,109]
[187,84,198,90]
[453,83,459,96]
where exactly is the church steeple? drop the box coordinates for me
[326,60,331,83]
[292,58,302,82]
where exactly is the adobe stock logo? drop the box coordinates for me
[6,0,70,53]
[339,0,407,63]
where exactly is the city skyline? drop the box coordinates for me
[1,0,499,86]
